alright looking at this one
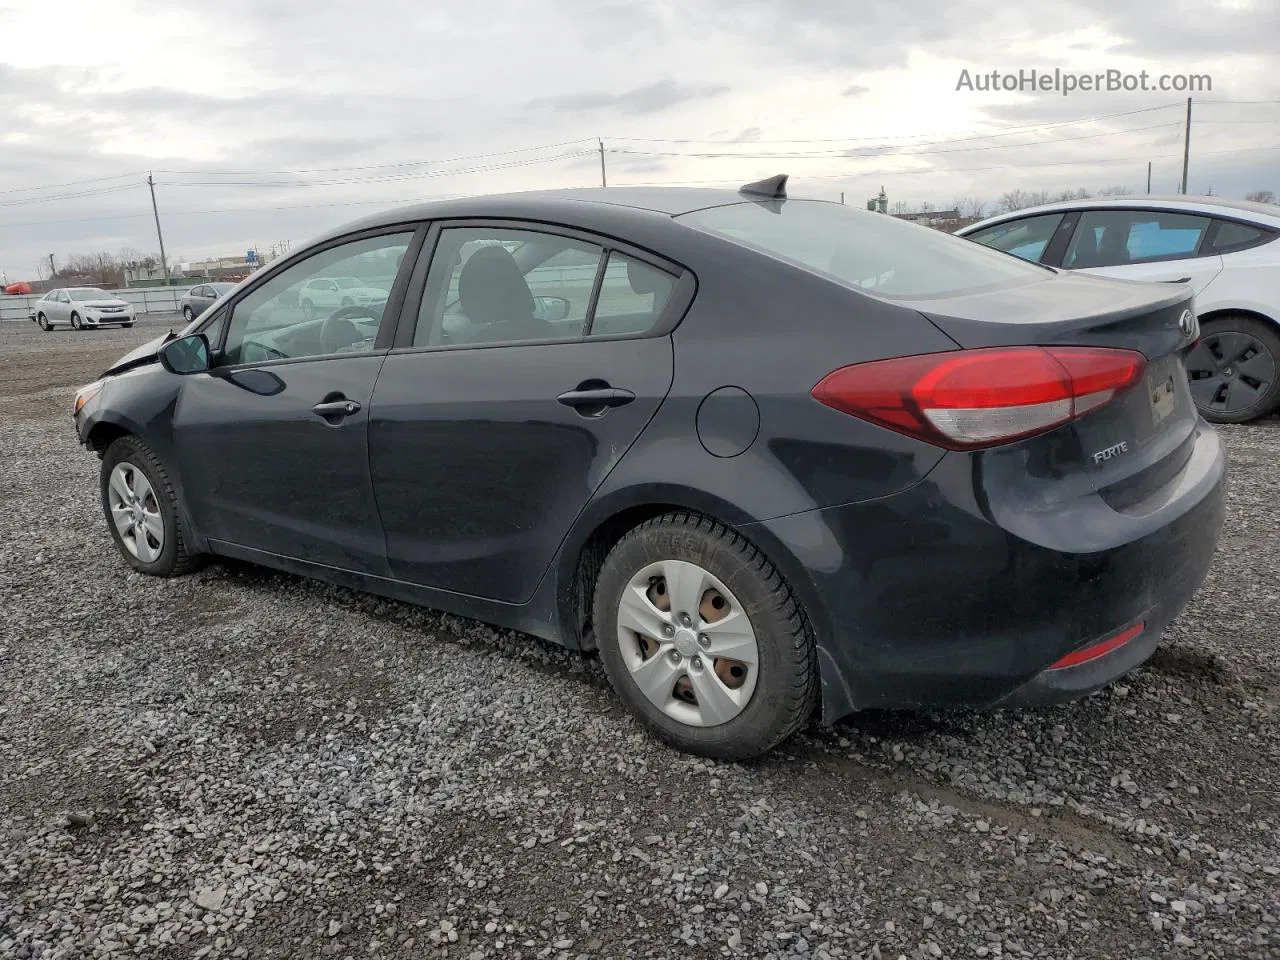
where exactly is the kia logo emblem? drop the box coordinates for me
[1178,309,1197,338]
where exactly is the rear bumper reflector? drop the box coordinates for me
[1049,622,1145,670]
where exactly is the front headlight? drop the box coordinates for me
[73,380,104,416]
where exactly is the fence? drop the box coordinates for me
[0,286,196,323]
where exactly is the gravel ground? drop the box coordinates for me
[1,320,1277,960]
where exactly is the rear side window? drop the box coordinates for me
[965,213,1065,263]
[1210,220,1273,253]
[678,199,1048,300]
[1063,210,1211,268]
[589,252,675,337]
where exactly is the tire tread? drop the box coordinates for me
[593,510,818,759]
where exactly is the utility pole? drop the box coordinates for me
[598,138,607,188]
[1180,98,1192,195]
[48,253,56,277]
[840,191,845,204]
[1147,162,1152,194]
[147,173,171,284]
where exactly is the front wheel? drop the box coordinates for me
[1185,315,1280,423]
[101,436,204,577]
[37,313,51,331]
[301,299,315,321]
[70,312,82,330]
[593,512,817,760]
[183,306,194,322]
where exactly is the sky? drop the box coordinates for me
[1,0,1278,282]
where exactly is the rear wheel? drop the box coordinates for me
[70,312,82,330]
[302,299,315,320]
[101,436,204,577]
[1185,314,1280,423]
[593,512,817,759]
[37,313,50,331]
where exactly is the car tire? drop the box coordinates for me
[341,297,354,308]
[1185,314,1280,423]
[37,312,50,331]
[122,323,134,328]
[183,306,194,322]
[100,436,205,578]
[592,511,818,760]
[70,312,82,330]
[302,299,315,321]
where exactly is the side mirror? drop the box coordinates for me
[158,333,211,374]
[533,296,571,323]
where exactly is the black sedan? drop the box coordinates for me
[72,176,1226,759]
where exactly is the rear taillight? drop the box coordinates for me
[811,346,1146,450]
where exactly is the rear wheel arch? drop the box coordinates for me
[1196,306,1279,331]
[560,494,829,658]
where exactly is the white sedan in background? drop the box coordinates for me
[296,276,389,320]
[958,196,1280,423]
[32,287,136,331]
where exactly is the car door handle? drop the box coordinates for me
[1160,277,1192,283]
[556,387,636,409]
[312,399,361,417]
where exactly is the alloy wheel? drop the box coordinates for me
[107,462,165,563]
[616,559,760,727]
[1186,330,1277,416]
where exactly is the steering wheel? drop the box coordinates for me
[320,305,380,354]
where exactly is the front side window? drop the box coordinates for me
[1064,210,1211,268]
[221,231,412,365]
[965,213,1065,263]
[678,199,1049,301]
[415,227,604,347]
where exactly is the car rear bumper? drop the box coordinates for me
[746,421,1226,723]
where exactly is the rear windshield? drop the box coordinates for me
[677,199,1050,300]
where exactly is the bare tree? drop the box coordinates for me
[1096,185,1134,196]
[1026,190,1051,207]
[999,189,1029,213]
[1245,190,1275,204]
[955,197,987,219]
[1055,188,1091,202]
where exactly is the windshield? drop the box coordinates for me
[677,199,1051,300]
[69,288,109,300]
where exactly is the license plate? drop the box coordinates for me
[1150,373,1176,425]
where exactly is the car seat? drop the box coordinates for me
[456,246,553,343]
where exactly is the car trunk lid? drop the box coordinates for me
[917,271,1200,507]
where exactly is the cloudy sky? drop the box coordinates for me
[1,0,1277,282]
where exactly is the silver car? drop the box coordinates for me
[33,287,136,331]
[179,282,238,323]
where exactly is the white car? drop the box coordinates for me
[957,196,1280,423]
[296,276,389,320]
[32,287,136,331]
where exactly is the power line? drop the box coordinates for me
[0,182,140,209]
[0,171,143,197]
[609,102,1183,146]
[611,143,1280,187]
[153,139,597,177]
[155,151,596,189]
[606,122,1184,161]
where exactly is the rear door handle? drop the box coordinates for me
[312,399,361,417]
[556,387,636,409]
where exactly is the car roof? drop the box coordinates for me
[960,195,1280,234]
[309,185,782,246]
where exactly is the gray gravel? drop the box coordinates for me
[2,321,1278,959]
